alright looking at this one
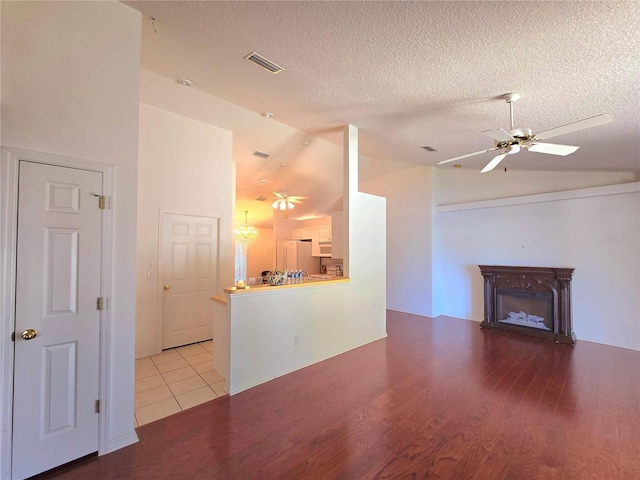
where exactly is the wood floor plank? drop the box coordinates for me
[615,348,640,479]
[34,311,640,480]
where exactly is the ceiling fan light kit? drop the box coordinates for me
[272,199,295,210]
[438,92,612,173]
[266,162,307,212]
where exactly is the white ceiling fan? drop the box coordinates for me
[269,162,307,211]
[438,92,613,173]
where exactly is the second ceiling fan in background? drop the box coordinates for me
[269,162,307,211]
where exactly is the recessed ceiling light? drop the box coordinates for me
[177,77,194,87]
[262,112,275,118]
[301,140,311,147]
[259,178,267,183]
[454,164,462,169]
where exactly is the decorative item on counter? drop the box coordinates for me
[266,270,288,286]
[320,264,327,274]
[335,265,343,276]
[235,279,247,289]
[261,270,272,284]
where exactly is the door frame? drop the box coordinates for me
[156,209,221,354]
[0,147,115,478]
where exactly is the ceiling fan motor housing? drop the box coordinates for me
[496,127,534,149]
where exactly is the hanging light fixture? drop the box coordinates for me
[235,210,258,245]
[271,198,295,210]
[271,162,301,211]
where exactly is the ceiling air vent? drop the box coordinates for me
[244,52,284,74]
[421,145,438,152]
[255,195,269,202]
[253,150,270,159]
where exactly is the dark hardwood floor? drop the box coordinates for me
[37,311,640,479]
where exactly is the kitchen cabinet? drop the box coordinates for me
[291,220,333,257]
[310,229,320,256]
[318,225,331,242]
[291,227,313,240]
[291,227,321,255]
[331,212,344,259]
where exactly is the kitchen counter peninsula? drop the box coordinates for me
[209,274,370,396]
[222,276,350,294]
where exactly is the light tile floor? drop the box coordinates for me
[134,340,227,427]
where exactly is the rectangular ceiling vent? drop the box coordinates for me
[255,195,269,202]
[421,145,438,152]
[253,150,270,159]
[244,52,284,74]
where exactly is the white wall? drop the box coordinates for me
[363,164,639,350]
[437,168,636,205]
[360,166,434,317]
[246,227,275,279]
[228,191,387,393]
[433,183,640,351]
[1,0,141,458]
[136,103,233,357]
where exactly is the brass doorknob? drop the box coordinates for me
[21,329,38,340]
[163,285,170,291]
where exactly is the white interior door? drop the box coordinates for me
[162,213,218,349]
[12,162,102,479]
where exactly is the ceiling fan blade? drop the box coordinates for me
[272,192,285,199]
[527,142,579,156]
[482,129,514,142]
[535,114,612,140]
[288,198,304,204]
[438,147,501,165]
[480,153,507,173]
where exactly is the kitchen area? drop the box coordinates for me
[244,211,345,285]
[212,184,386,396]
[210,125,386,398]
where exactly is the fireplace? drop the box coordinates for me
[479,265,575,345]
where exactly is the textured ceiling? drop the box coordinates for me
[125,1,640,225]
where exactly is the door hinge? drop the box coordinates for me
[97,297,103,311]
[11,332,15,342]
[91,193,108,209]
[95,400,100,414]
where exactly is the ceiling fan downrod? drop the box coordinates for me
[504,92,521,131]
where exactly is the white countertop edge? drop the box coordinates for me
[222,277,350,296]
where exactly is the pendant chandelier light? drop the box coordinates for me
[235,210,258,245]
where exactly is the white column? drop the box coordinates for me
[342,125,358,277]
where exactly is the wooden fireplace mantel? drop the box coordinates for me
[479,265,576,345]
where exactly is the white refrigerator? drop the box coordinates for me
[276,240,317,272]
